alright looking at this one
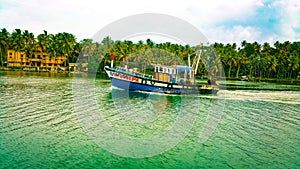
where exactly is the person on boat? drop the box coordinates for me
[207,78,219,86]
[207,79,211,85]
[211,78,219,86]
[207,76,211,85]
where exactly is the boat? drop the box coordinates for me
[104,48,219,95]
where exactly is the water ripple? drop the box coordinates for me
[0,72,299,168]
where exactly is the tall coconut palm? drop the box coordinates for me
[55,32,76,67]
[288,51,300,79]
[235,51,245,78]
[225,43,238,78]
[0,28,10,66]
[46,34,57,59]
[23,30,36,60]
[266,55,277,78]
[102,36,114,49]
[10,29,25,67]
[37,30,50,54]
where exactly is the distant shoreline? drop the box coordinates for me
[0,67,108,78]
[224,77,300,85]
[1,67,299,85]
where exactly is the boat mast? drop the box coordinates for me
[188,54,191,67]
[192,42,203,75]
[110,54,114,68]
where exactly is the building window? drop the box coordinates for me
[20,54,24,58]
[49,64,52,66]
[38,55,41,59]
[9,52,12,55]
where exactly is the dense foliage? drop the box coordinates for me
[214,41,300,80]
[0,28,299,79]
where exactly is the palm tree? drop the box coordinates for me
[266,55,277,78]
[70,41,82,63]
[235,50,245,78]
[0,28,10,67]
[23,30,36,61]
[288,51,300,79]
[102,36,114,49]
[146,39,154,47]
[55,32,76,67]
[37,30,50,53]
[10,29,25,67]
[225,43,237,78]
[46,34,57,59]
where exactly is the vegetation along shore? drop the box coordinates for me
[0,28,299,83]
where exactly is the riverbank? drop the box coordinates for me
[225,77,300,85]
[1,67,299,85]
[0,68,108,79]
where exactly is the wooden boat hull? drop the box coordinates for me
[104,66,219,94]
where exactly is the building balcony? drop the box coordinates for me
[29,59,41,62]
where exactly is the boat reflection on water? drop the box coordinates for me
[110,88,155,99]
[103,87,224,145]
[107,88,182,119]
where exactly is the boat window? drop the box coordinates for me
[178,70,185,78]
[155,67,158,72]
[163,68,166,73]
[159,67,163,72]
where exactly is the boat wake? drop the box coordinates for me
[202,90,300,105]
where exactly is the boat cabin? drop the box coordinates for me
[154,65,195,84]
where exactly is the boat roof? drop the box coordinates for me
[153,64,192,70]
[176,65,192,70]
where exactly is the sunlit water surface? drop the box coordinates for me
[0,71,299,168]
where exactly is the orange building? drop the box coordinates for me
[7,50,67,70]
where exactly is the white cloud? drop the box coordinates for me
[180,0,260,26]
[0,0,298,43]
[277,0,300,41]
[204,25,262,44]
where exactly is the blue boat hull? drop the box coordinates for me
[105,66,219,95]
[111,77,218,94]
[111,77,181,94]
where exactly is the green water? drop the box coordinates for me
[0,71,299,168]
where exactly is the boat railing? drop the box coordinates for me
[143,74,153,80]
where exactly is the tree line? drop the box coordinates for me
[214,41,300,80]
[0,28,79,67]
[0,28,299,80]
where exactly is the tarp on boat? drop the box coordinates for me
[176,65,192,71]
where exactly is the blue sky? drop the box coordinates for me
[0,0,299,45]
[219,3,281,35]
